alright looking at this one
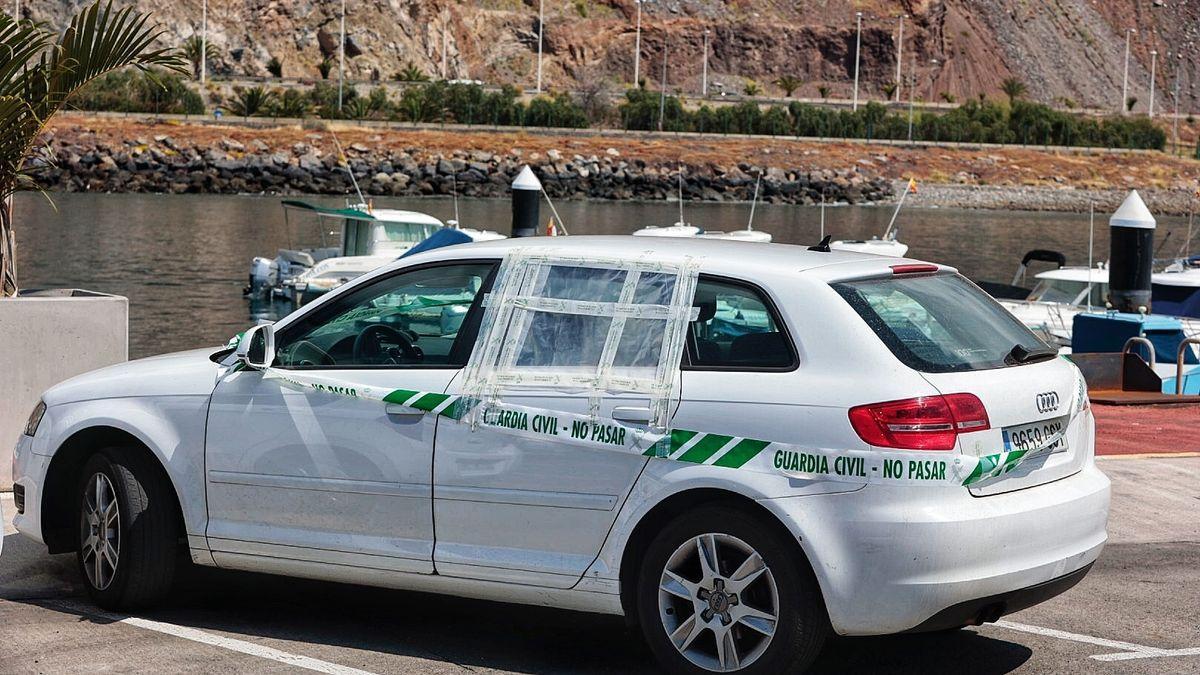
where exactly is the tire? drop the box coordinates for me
[636,505,828,674]
[75,449,179,610]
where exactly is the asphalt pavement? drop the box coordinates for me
[2,455,1197,674]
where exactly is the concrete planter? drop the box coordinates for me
[0,289,127,487]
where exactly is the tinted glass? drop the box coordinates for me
[833,273,1049,373]
[275,263,492,368]
[687,279,794,369]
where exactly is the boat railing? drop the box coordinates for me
[1176,337,1200,396]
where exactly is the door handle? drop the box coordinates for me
[611,406,653,423]
[385,404,426,418]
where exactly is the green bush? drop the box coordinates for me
[392,82,586,128]
[72,69,204,115]
[617,92,1165,150]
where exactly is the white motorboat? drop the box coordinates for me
[632,223,702,238]
[988,256,1200,345]
[246,200,504,304]
[828,235,909,257]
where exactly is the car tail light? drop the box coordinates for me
[848,393,990,450]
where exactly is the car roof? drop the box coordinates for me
[394,235,895,278]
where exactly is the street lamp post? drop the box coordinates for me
[1148,49,1157,117]
[1121,28,1136,115]
[200,0,207,84]
[633,0,643,86]
[1173,52,1183,155]
[658,37,668,131]
[702,29,710,97]
[852,11,863,111]
[906,54,915,141]
[928,58,939,102]
[894,14,905,102]
[440,17,447,80]
[337,0,345,111]
[535,0,544,93]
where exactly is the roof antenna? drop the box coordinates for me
[808,235,832,252]
[746,171,762,232]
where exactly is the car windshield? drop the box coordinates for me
[833,273,1050,373]
[1026,277,1106,306]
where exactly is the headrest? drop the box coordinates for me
[693,288,717,323]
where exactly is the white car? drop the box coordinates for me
[11,237,1109,674]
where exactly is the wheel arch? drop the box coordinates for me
[41,425,186,555]
[616,486,826,626]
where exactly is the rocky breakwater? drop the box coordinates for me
[35,133,893,205]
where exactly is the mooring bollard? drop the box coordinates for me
[1107,190,1156,314]
[511,165,542,238]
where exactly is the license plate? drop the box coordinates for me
[1002,416,1069,454]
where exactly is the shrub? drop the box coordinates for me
[270,88,310,118]
[266,56,282,78]
[618,90,1165,150]
[72,69,204,114]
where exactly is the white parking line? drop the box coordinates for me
[993,620,1200,662]
[48,600,381,675]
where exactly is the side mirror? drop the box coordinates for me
[236,323,275,369]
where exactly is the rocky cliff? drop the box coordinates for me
[18,1,1200,111]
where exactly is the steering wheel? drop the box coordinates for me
[352,324,423,364]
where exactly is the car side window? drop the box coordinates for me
[685,278,796,370]
[274,262,495,368]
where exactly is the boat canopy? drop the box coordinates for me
[281,199,379,222]
[281,200,446,256]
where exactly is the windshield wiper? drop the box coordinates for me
[1007,343,1059,365]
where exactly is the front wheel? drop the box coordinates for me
[637,505,828,674]
[76,450,179,610]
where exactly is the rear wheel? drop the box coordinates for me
[76,450,178,609]
[637,505,828,674]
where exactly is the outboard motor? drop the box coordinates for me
[1108,190,1156,314]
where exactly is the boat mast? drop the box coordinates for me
[746,171,761,232]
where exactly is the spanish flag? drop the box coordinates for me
[907,177,918,194]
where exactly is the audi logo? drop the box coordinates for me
[1036,391,1060,413]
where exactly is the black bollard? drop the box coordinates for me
[1107,190,1156,314]
[511,165,542,238]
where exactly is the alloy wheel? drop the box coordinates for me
[80,472,121,591]
[657,533,779,672]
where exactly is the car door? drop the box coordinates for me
[432,259,684,588]
[205,260,495,575]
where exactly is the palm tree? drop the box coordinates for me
[817,85,831,100]
[395,61,429,83]
[1000,77,1026,105]
[743,79,762,97]
[881,82,898,100]
[182,34,217,79]
[227,85,275,117]
[773,75,803,98]
[0,2,184,297]
[939,91,956,104]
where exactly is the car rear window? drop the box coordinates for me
[832,273,1049,373]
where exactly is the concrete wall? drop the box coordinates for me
[0,290,127,487]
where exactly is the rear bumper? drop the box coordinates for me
[761,461,1110,636]
[905,562,1093,632]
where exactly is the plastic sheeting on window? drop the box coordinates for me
[460,249,701,434]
